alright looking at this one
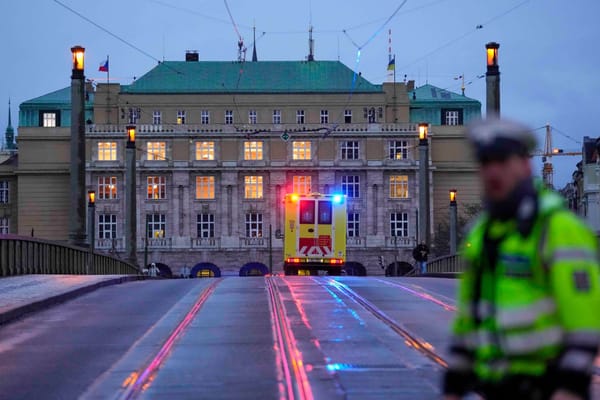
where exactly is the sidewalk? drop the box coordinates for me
[0,274,143,325]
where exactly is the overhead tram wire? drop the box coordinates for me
[52,0,183,75]
[148,0,251,30]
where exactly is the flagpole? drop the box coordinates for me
[106,55,110,85]
[106,55,111,124]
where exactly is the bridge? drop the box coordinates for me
[0,236,597,399]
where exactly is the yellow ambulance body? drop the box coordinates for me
[283,193,346,275]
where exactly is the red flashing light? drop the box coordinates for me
[328,258,344,265]
[286,257,302,264]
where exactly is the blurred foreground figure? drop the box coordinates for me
[443,118,600,400]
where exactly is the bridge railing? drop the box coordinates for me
[0,235,139,276]
[426,254,465,275]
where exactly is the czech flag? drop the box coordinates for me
[98,58,109,72]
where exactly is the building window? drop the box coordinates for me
[197,214,215,238]
[0,217,8,234]
[201,110,210,125]
[98,214,117,239]
[196,176,215,199]
[248,110,257,124]
[244,176,263,199]
[292,141,311,160]
[292,176,312,195]
[296,110,305,124]
[147,176,167,200]
[152,110,162,125]
[341,141,359,160]
[0,181,8,204]
[146,214,166,238]
[389,140,408,160]
[42,112,57,127]
[344,109,352,123]
[320,109,329,124]
[195,141,214,161]
[98,176,117,200]
[244,141,263,160]
[341,175,360,198]
[367,107,376,123]
[147,142,166,161]
[347,213,360,237]
[442,109,463,126]
[391,212,409,237]
[390,175,409,199]
[98,142,117,161]
[225,110,234,125]
[273,109,282,124]
[245,213,263,237]
[128,108,140,124]
[177,110,186,125]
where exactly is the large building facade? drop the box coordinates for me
[9,55,481,275]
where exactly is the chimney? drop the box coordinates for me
[185,51,199,62]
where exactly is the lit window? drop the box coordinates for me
[296,110,305,124]
[389,140,408,160]
[98,142,117,161]
[177,110,186,125]
[390,212,409,237]
[146,214,166,238]
[273,109,282,124]
[0,217,8,234]
[390,175,409,199]
[195,141,215,161]
[344,109,352,123]
[201,110,210,125]
[245,213,263,237]
[320,109,329,124]
[98,214,117,239]
[341,141,359,160]
[147,176,167,200]
[42,112,57,127]
[0,181,8,204]
[292,176,311,195]
[225,110,234,125]
[292,141,311,160]
[152,110,162,125]
[347,213,360,237]
[147,142,166,161]
[248,110,257,124]
[341,175,360,198]
[244,141,263,160]
[98,176,117,200]
[244,176,263,199]
[197,214,215,238]
[195,176,215,199]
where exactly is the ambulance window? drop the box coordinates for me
[299,200,315,224]
[318,201,332,224]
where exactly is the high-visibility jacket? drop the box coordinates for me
[444,187,600,397]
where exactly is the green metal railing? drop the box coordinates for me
[426,254,465,275]
[0,235,139,276]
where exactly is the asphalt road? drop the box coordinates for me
[0,277,597,400]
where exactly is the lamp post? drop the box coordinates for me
[485,42,500,117]
[87,190,96,274]
[449,189,458,255]
[418,123,431,248]
[69,46,87,246]
[125,125,138,268]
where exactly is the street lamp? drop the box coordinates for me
[449,189,458,255]
[418,122,430,249]
[87,190,96,274]
[68,45,87,247]
[125,125,138,268]
[485,42,500,116]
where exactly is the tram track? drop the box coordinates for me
[374,278,457,311]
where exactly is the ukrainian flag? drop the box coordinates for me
[387,57,395,71]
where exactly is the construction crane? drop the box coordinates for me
[224,0,246,62]
[532,124,582,188]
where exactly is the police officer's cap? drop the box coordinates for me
[466,118,537,163]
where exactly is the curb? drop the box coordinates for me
[0,275,146,326]
[418,272,462,279]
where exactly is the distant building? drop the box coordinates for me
[11,55,481,275]
[580,137,600,235]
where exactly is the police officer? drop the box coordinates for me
[443,118,600,400]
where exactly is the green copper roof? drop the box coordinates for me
[410,84,480,103]
[22,87,71,105]
[122,61,383,94]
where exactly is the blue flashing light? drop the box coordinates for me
[332,194,343,204]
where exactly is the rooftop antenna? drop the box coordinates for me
[224,0,246,62]
[308,25,315,61]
